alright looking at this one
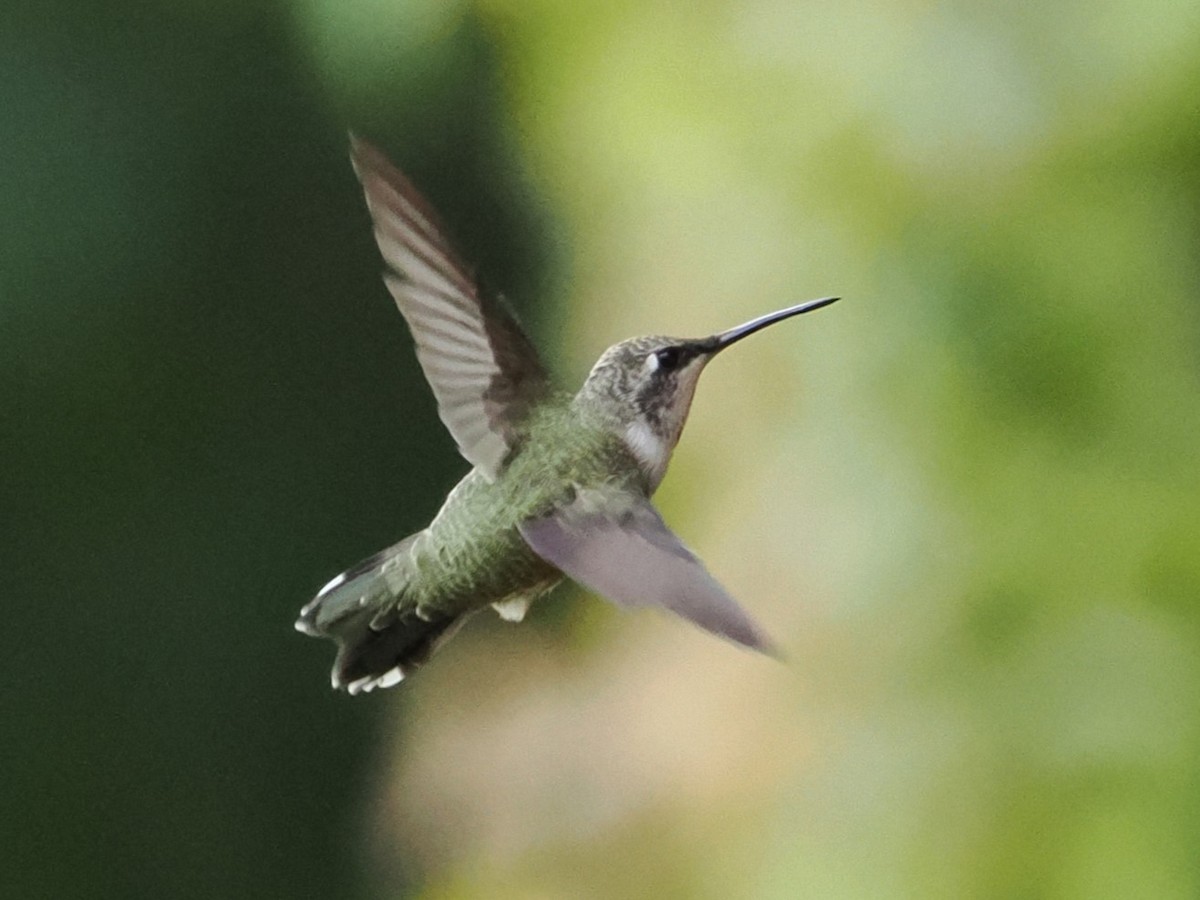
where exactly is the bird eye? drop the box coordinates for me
[654,347,682,371]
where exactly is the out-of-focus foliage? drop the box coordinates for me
[5,0,1199,898]
[1,2,535,897]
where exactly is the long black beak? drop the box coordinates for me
[707,296,839,353]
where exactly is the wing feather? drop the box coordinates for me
[351,136,550,477]
[519,489,776,653]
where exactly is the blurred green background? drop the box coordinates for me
[4,1,1199,897]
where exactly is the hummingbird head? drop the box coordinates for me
[576,297,838,491]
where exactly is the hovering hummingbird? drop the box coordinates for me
[295,137,838,694]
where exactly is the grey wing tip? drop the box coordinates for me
[721,618,784,660]
[347,135,416,196]
[750,630,787,662]
[347,132,377,167]
[348,135,400,191]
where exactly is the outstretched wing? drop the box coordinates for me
[519,488,776,653]
[351,136,551,478]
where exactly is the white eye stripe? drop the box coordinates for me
[645,352,660,372]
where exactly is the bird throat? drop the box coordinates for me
[623,418,671,491]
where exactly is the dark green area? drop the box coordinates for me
[0,5,545,897]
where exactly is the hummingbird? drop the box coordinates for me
[295,136,838,694]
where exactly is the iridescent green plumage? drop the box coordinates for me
[395,401,647,617]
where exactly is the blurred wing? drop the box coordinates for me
[351,136,550,478]
[519,488,775,653]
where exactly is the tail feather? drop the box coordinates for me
[296,538,462,694]
[331,606,463,694]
